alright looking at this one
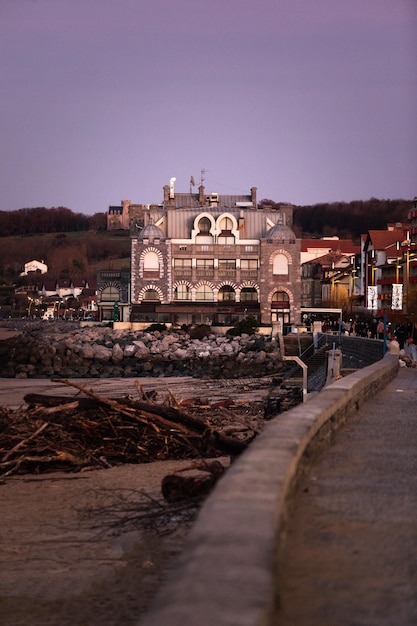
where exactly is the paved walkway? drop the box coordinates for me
[275,366,417,626]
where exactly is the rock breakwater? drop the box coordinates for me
[0,322,285,379]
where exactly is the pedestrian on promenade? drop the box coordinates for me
[376,318,385,339]
[405,321,417,363]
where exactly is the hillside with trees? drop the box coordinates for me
[0,206,106,236]
[292,198,411,242]
[0,231,131,285]
[0,199,412,285]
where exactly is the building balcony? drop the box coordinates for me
[196,269,215,278]
[173,269,192,278]
[240,270,258,279]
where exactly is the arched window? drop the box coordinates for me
[218,285,236,302]
[273,254,289,275]
[101,285,120,302]
[271,291,290,307]
[143,289,160,301]
[240,287,258,302]
[174,284,191,300]
[198,217,211,233]
[196,217,213,243]
[218,216,235,244]
[143,251,159,273]
[195,284,214,301]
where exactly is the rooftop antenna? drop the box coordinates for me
[200,168,208,186]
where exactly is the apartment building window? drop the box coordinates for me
[195,284,214,301]
[174,284,191,300]
[197,217,214,244]
[219,259,236,270]
[240,287,258,302]
[273,254,289,276]
[196,258,214,277]
[218,259,236,277]
[218,285,236,301]
[143,289,160,301]
[241,259,258,270]
[241,259,258,278]
[271,290,290,306]
[101,285,120,301]
[174,258,192,276]
[218,217,235,244]
[143,251,159,273]
[198,217,211,233]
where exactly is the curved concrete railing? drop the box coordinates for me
[139,352,399,626]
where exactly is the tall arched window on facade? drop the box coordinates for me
[273,254,289,276]
[196,217,213,243]
[143,251,159,276]
[218,217,235,244]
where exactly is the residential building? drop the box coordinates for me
[96,268,130,321]
[20,259,48,276]
[301,252,360,315]
[127,182,301,332]
[362,223,411,319]
[300,238,360,315]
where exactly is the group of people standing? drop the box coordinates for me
[320,317,417,363]
[393,321,417,363]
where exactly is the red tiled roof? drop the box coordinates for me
[366,230,404,250]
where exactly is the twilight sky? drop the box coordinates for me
[1,0,416,215]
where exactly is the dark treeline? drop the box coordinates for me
[0,207,106,236]
[0,199,412,241]
[292,198,411,242]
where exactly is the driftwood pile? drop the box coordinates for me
[0,380,262,478]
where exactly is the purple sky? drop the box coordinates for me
[1,0,416,215]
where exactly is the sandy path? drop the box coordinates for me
[1,458,225,626]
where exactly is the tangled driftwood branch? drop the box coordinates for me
[0,379,258,477]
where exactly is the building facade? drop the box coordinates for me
[129,184,301,332]
[96,268,130,321]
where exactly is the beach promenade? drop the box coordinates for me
[275,365,417,626]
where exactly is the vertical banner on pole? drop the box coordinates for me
[367,286,378,311]
[391,283,403,310]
